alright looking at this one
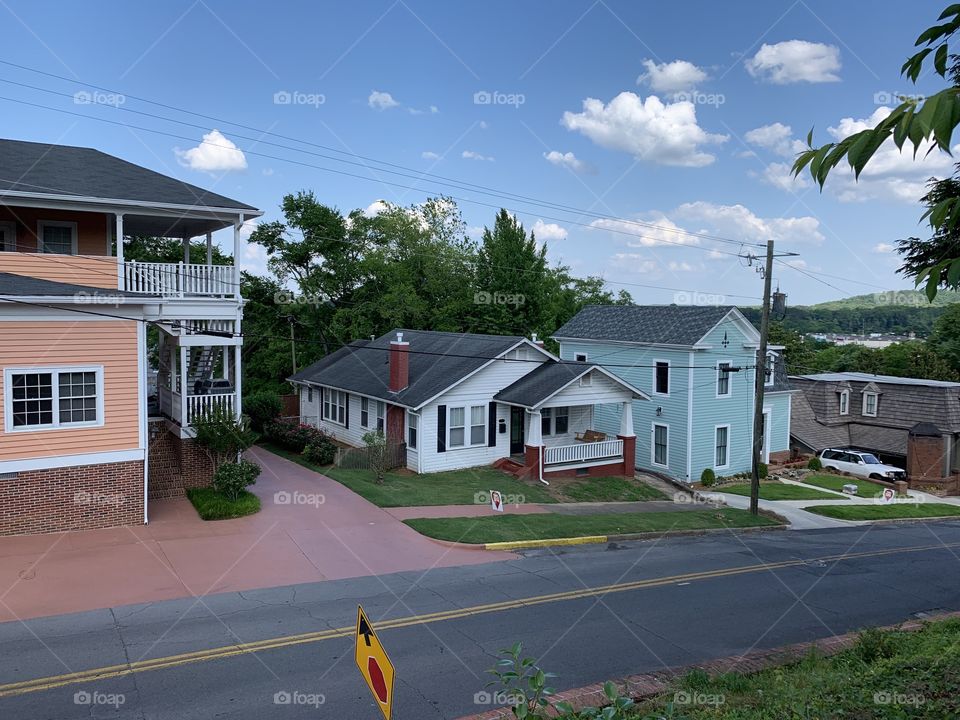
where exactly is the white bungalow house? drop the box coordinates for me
[288,329,648,479]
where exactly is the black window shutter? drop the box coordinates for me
[344,394,350,429]
[320,387,325,419]
[437,404,447,453]
[488,403,497,447]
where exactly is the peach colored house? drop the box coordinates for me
[0,138,261,535]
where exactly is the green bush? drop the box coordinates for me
[191,405,257,471]
[700,468,716,487]
[212,459,261,501]
[304,435,337,465]
[807,456,823,471]
[245,392,282,432]
[265,418,327,452]
[758,462,768,479]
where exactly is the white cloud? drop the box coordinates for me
[745,122,806,157]
[757,161,811,191]
[674,201,825,245]
[175,129,247,172]
[365,200,391,217]
[261,167,275,176]
[561,92,728,167]
[462,150,494,161]
[667,260,700,272]
[745,40,841,84]
[590,213,700,247]
[873,242,895,254]
[543,150,593,174]
[532,219,568,241]
[368,90,399,110]
[421,150,441,160]
[637,58,708,93]
[611,252,658,274]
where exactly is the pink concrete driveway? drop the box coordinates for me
[0,447,513,622]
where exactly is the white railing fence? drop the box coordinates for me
[544,439,623,466]
[186,392,234,425]
[122,261,234,297]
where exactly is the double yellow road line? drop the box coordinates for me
[1,541,955,699]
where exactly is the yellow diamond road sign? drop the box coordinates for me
[355,605,395,720]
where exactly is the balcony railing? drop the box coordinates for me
[544,439,623,466]
[158,387,235,427]
[122,261,234,297]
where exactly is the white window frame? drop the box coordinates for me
[36,220,78,255]
[408,412,418,449]
[541,407,553,436]
[653,359,670,397]
[714,424,730,470]
[322,388,347,426]
[838,389,849,416]
[376,401,386,433]
[360,397,369,428]
[307,386,313,403]
[448,404,486,449]
[863,391,878,417]
[0,221,16,252]
[651,422,669,468]
[574,352,588,362]
[716,360,732,398]
[554,406,569,435]
[764,351,777,387]
[3,365,104,433]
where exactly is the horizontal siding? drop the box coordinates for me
[1,252,118,289]
[0,206,110,256]
[0,320,140,461]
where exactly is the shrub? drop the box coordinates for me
[265,417,327,452]
[363,430,388,485]
[700,468,716,487]
[212,459,261,502]
[758,462,768,479]
[191,405,257,471]
[304,435,337,465]
[807,456,823,471]
[245,392,282,432]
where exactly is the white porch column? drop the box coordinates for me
[234,344,243,420]
[115,213,124,289]
[233,214,244,299]
[180,346,189,427]
[205,232,213,265]
[526,409,542,446]
[182,236,191,264]
[619,401,634,437]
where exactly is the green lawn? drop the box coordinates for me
[622,617,960,719]
[715,482,843,501]
[802,473,895,497]
[557,476,668,502]
[804,502,960,521]
[404,509,779,544]
[186,487,261,520]
[260,442,555,507]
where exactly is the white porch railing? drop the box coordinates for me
[544,439,623,466]
[186,392,235,425]
[122,261,234,297]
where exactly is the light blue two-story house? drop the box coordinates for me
[553,305,794,482]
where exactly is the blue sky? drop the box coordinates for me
[0,0,950,305]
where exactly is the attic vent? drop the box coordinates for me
[0,472,17,481]
[580,372,592,387]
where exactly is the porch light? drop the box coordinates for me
[656,406,663,416]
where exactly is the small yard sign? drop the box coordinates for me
[355,605,395,719]
[490,490,504,512]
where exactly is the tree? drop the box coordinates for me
[928,303,960,370]
[766,322,816,374]
[793,4,960,300]
[362,430,388,485]
[191,405,258,472]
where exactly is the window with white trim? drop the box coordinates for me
[5,367,102,431]
[839,390,849,415]
[717,362,731,397]
[554,407,569,434]
[360,397,369,427]
[653,423,668,466]
[764,352,776,387]
[376,401,386,432]
[654,361,669,395]
[574,352,588,362]
[541,407,552,436]
[322,389,346,425]
[37,221,77,254]
[863,392,878,417]
[0,221,16,252]
[408,413,418,449]
[448,405,486,448]
[715,426,729,468]
[307,387,313,403]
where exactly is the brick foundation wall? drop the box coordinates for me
[768,450,792,464]
[907,435,945,482]
[544,460,629,479]
[0,460,144,536]
[147,421,214,497]
[179,436,214,489]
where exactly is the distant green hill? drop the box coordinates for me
[807,289,960,310]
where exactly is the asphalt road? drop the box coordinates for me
[2,522,960,719]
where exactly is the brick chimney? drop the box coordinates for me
[389,332,410,392]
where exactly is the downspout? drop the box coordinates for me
[539,445,548,485]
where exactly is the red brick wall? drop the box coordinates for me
[0,461,144,536]
[907,435,945,482]
[179,437,214,489]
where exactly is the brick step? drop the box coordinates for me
[148,486,185,499]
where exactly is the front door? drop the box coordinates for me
[510,407,525,455]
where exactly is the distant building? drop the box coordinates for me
[807,332,916,349]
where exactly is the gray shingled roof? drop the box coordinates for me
[0,272,154,300]
[494,361,591,407]
[289,329,528,409]
[552,304,738,345]
[793,372,960,388]
[0,139,258,211]
[789,392,850,452]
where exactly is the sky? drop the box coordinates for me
[0,0,951,306]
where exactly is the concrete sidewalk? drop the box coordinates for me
[0,447,512,622]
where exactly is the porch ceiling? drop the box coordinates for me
[121,212,238,239]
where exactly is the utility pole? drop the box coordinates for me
[749,240,775,515]
[286,315,298,374]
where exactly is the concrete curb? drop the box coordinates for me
[458,609,960,719]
